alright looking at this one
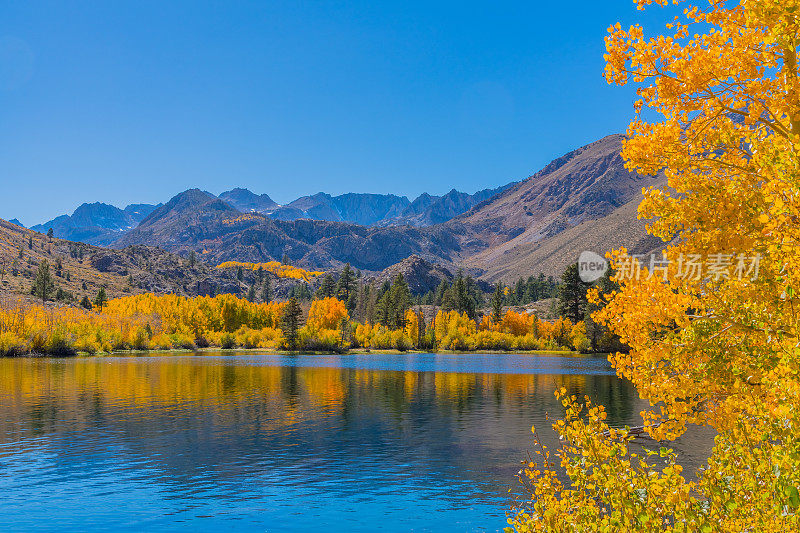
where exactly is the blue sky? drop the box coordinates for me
[1,1,672,226]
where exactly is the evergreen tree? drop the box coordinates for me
[434,279,449,306]
[316,273,336,299]
[584,269,623,353]
[464,275,480,317]
[291,282,312,301]
[491,283,504,324]
[261,276,272,302]
[281,253,290,265]
[47,228,54,241]
[281,297,304,350]
[346,290,358,316]
[354,283,368,323]
[80,295,92,309]
[336,264,356,302]
[389,273,412,329]
[188,250,196,267]
[94,287,108,311]
[236,266,244,281]
[557,263,591,323]
[31,259,55,305]
[453,270,467,311]
[247,285,256,302]
[441,287,456,312]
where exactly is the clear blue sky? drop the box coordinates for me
[0,1,672,226]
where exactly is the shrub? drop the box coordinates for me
[220,332,236,349]
[0,332,28,356]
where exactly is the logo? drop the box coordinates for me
[578,251,608,283]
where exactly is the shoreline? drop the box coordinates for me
[6,347,584,358]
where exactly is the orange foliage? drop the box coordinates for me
[307,297,349,330]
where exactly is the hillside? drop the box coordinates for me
[446,135,663,261]
[466,191,665,281]
[0,218,262,304]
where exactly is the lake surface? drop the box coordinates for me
[0,352,710,532]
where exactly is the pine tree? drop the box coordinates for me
[557,263,591,323]
[261,276,272,302]
[346,290,357,316]
[336,264,356,302]
[31,259,55,305]
[491,283,503,324]
[355,283,369,323]
[247,285,256,302]
[188,250,196,268]
[316,273,336,299]
[47,228,54,241]
[94,287,108,311]
[441,287,456,312]
[434,279,449,306]
[236,266,244,281]
[80,295,92,309]
[388,273,412,329]
[281,297,304,351]
[281,253,290,265]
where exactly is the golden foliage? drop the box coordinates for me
[511,2,800,531]
[0,294,287,354]
[216,261,323,281]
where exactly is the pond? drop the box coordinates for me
[0,353,710,532]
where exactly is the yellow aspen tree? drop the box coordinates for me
[510,1,800,531]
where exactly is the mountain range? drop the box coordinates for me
[27,184,515,247]
[6,133,667,289]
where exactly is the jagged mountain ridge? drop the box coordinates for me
[23,185,511,248]
[31,202,160,246]
[218,188,279,213]
[378,184,516,227]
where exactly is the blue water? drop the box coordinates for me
[0,352,659,532]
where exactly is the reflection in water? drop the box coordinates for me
[0,354,645,531]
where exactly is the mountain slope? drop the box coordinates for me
[447,134,661,259]
[467,190,665,281]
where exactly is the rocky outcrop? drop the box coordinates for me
[368,255,453,295]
